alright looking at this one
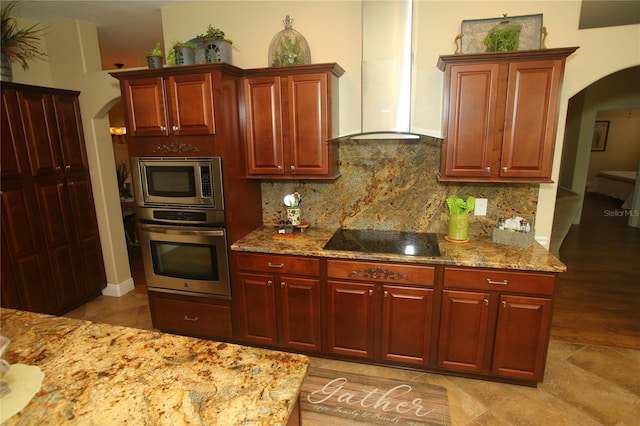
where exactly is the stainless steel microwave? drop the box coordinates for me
[131,157,224,209]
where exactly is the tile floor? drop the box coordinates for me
[64,290,640,426]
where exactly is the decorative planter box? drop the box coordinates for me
[492,228,535,248]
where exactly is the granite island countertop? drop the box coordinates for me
[0,309,308,425]
[231,226,566,273]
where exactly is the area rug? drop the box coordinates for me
[301,367,450,425]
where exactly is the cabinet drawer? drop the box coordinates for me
[235,252,320,276]
[443,267,555,295]
[149,292,232,339]
[327,259,435,286]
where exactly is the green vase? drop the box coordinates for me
[447,214,469,241]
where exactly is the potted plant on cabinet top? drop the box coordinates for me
[196,25,232,63]
[172,40,196,65]
[1,0,47,81]
[145,42,163,69]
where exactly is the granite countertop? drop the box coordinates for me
[0,309,308,425]
[231,226,567,273]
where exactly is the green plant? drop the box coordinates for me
[172,40,197,49]
[271,34,306,66]
[196,25,232,44]
[1,1,47,70]
[482,16,522,52]
[145,42,162,57]
[446,195,476,215]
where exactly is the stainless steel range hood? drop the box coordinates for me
[348,0,421,140]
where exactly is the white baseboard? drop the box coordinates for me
[101,278,135,297]
[535,236,549,249]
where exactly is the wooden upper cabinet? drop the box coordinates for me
[438,47,578,183]
[122,73,215,137]
[243,63,343,179]
[1,88,29,180]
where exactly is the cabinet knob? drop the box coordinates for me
[267,280,272,287]
[501,301,507,308]
[483,298,489,306]
[290,165,296,172]
[277,165,283,171]
[160,125,167,131]
[67,180,74,186]
[172,125,179,132]
[65,165,71,170]
[384,290,388,298]
[280,282,285,288]
[485,167,490,173]
[502,167,508,173]
[55,166,61,171]
[368,289,373,296]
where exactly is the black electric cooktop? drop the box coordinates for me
[323,229,441,257]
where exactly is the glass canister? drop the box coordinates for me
[268,15,311,67]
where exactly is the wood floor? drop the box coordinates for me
[550,193,640,350]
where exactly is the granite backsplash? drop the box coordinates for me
[261,137,539,237]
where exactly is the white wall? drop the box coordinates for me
[9,1,640,286]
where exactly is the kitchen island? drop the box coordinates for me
[0,308,307,425]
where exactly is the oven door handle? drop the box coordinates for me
[140,224,225,237]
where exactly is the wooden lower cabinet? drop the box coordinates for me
[381,285,434,366]
[438,267,556,382]
[233,253,322,352]
[326,280,375,358]
[326,260,435,365]
[148,291,232,340]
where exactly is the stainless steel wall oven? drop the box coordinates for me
[132,157,231,298]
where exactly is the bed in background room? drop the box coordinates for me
[590,170,637,209]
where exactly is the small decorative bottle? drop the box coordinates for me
[268,15,311,67]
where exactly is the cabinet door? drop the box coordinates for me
[244,76,285,175]
[381,285,433,366]
[33,177,83,311]
[327,280,375,359]
[1,88,30,180]
[66,174,106,298]
[286,73,329,176]
[442,63,499,178]
[166,73,216,136]
[16,91,64,177]
[438,290,490,373]
[52,94,88,173]
[500,60,562,179]
[279,276,321,352]
[492,295,553,381]
[235,272,277,345]
[123,77,168,137]
[0,183,55,313]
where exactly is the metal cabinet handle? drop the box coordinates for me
[172,125,179,132]
[501,167,508,173]
[183,315,199,322]
[485,167,490,173]
[267,280,272,287]
[55,166,61,171]
[277,165,283,171]
[67,180,74,186]
[280,282,285,288]
[486,278,508,285]
[160,125,167,131]
[65,165,71,170]
[484,298,489,306]
[501,301,507,308]
[368,289,373,296]
[267,262,284,268]
[57,182,64,187]
[384,290,388,298]
[290,165,296,172]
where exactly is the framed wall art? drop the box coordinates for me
[591,120,610,152]
[456,14,544,54]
